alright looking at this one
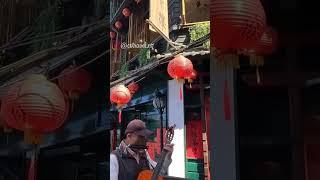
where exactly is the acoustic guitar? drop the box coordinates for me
[137,124,176,180]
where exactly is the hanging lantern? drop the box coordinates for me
[127,82,139,94]
[122,8,131,17]
[110,31,116,39]
[58,65,92,100]
[211,0,266,69]
[112,39,121,51]
[249,27,278,57]
[211,0,266,50]
[186,69,197,88]
[110,84,132,123]
[167,55,193,100]
[243,27,278,83]
[1,74,68,144]
[115,21,123,30]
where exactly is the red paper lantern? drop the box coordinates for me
[110,84,132,106]
[211,0,266,51]
[58,65,92,100]
[167,55,193,100]
[1,74,68,143]
[112,40,121,51]
[122,8,131,17]
[110,84,132,123]
[110,31,116,39]
[187,69,197,83]
[115,21,123,30]
[252,27,278,55]
[127,82,139,94]
[167,55,193,79]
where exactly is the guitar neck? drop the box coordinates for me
[151,148,169,180]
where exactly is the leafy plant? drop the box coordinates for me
[189,22,210,49]
[119,63,128,78]
[119,50,129,78]
[138,48,151,67]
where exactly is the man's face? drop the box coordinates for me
[127,132,147,146]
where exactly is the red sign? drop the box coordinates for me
[147,128,166,160]
[186,120,203,159]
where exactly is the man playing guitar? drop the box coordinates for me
[110,119,174,180]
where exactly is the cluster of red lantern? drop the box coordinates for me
[110,84,132,123]
[167,55,197,100]
[110,82,140,123]
[0,64,92,144]
[1,74,69,144]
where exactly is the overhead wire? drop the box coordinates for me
[110,33,210,86]
[0,50,110,89]
[0,19,108,51]
[0,22,109,74]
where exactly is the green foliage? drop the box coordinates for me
[119,62,128,78]
[189,22,210,49]
[138,48,151,67]
[119,50,129,78]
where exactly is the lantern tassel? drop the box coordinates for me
[24,128,43,145]
[179,84,183,100]
[256,67,261,84]
[118,110,122,123]
[27,147,38,180]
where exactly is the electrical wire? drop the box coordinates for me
[50,50,110,81]
[0,25,109,74]
[0,50,110,89]
[110,33,210,86]
[0,19,108,51]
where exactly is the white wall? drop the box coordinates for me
[167,80,186,178]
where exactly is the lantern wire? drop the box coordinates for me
[0,50,110,89]
[110,33,210,86]
[0,18,108,51]
[49,50,110,81]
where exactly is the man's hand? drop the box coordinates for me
[163,144,174,155]
[164,144,174,158]
[164,143,174,152]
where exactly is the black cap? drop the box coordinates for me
[125,119,154,137]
